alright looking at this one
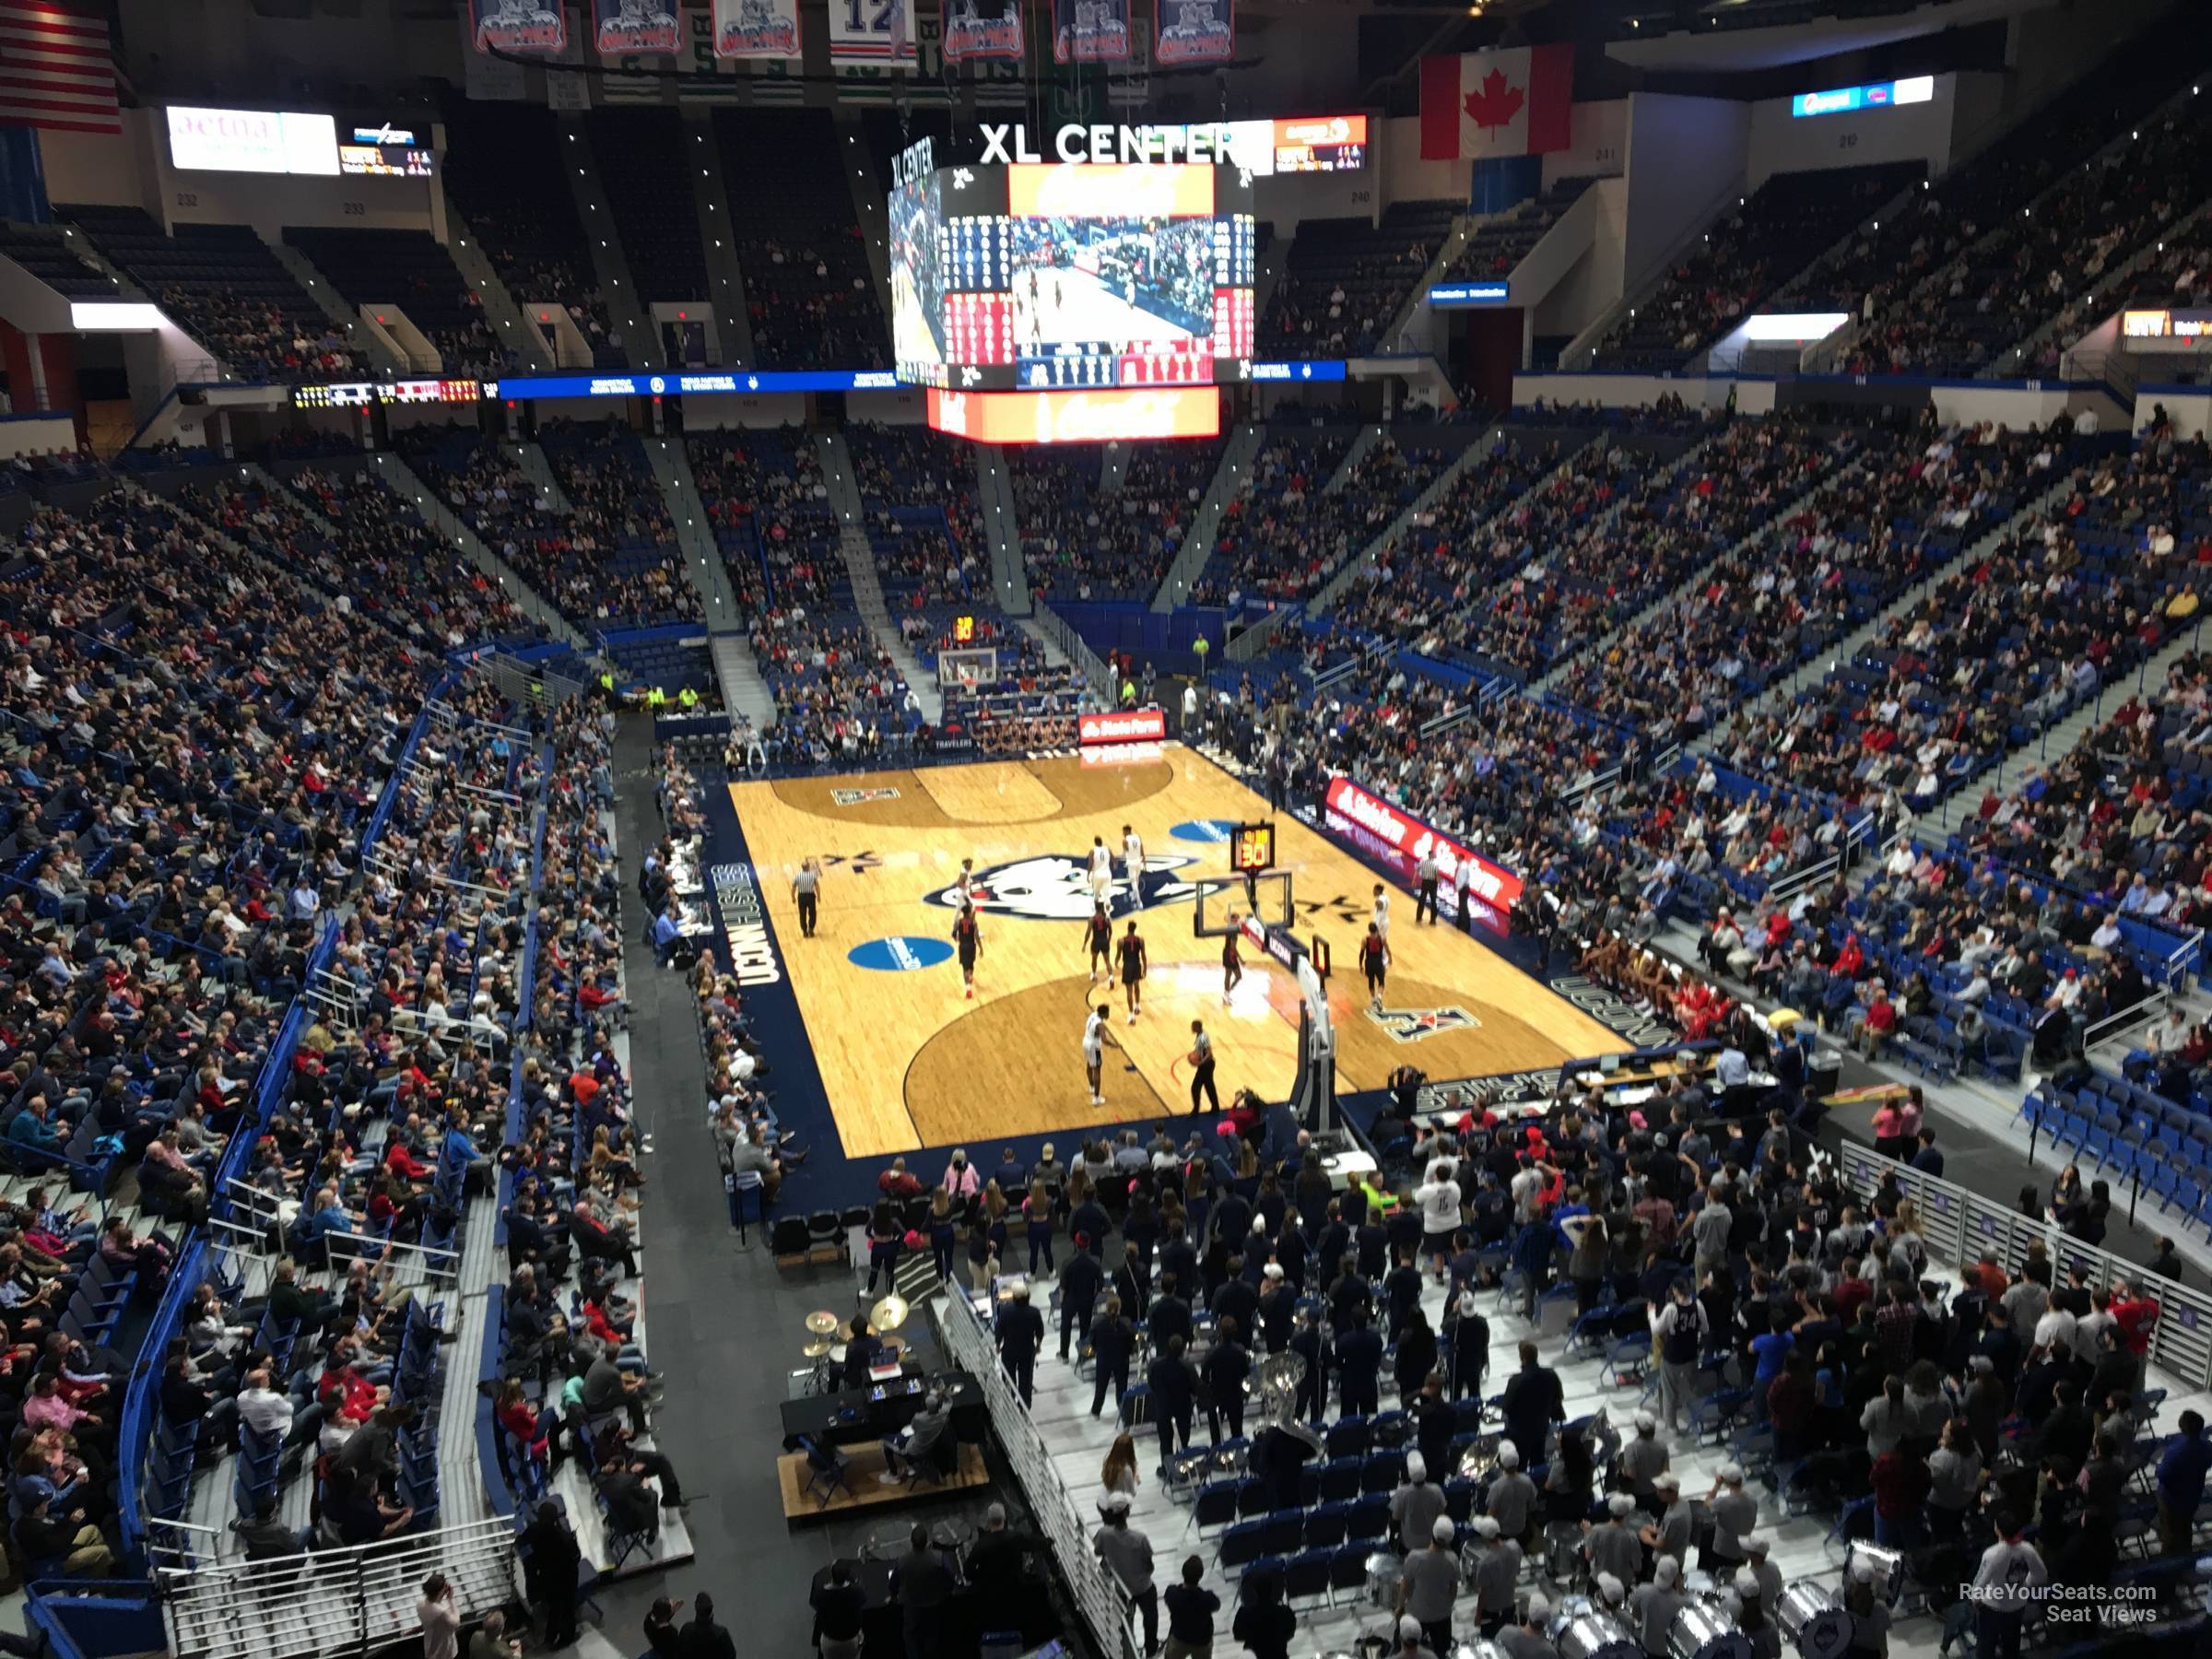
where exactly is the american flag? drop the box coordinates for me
[0,2,120,136]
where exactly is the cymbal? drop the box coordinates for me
[871,1294,911,1331]
[802,1338,833,1358]
[805,1310,841,1335]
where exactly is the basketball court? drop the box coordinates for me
[725,743,1620,1159]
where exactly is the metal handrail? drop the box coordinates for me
[156,1514,517,1659]
[1834,1128,2212,1394]
[935,1289,1140,1659]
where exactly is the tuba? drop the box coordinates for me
[1248,1349,1323,1455]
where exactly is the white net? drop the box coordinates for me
[936,646,999,690]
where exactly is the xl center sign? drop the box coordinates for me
[980,122,1242,165]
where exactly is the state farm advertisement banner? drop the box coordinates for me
[1079,707,1167,747]
[1322,776,1524,938]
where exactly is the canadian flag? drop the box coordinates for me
[1419,43,1574,161]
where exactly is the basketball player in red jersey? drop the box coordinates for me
[1083,902,1113,983]
[953,902,983,999]
[1221,912,1244,1005]
[1117,919,1148,1025]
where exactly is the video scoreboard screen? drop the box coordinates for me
[894,160,1257,394]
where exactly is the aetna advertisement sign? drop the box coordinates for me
[1079,707,1168,747]
[1322,776,1524,937]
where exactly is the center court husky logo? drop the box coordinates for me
[1371,1006,1479,1043]
[924,853,1201,922]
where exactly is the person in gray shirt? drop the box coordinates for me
[1092,1495,1158,1653]
[1690,1194,1732,1270]
[1398,1516,1460,1657]
[1860,1375,1909,1458]
[1628,1556,1686,1658]
[1640,1472,1692,1563]
[1486,1444,1539,1543]
[2002,1270,2050,1342]
[1582,1493,1643,1586]
[1926,1419,1984,1521]
[1390,1452,1447,1552]
[1618,1410,1670,1500]
[1701,1463,1758,1573]
[1493,1596,1558,1659]
[1741,1535,1783,1618]
[1462,1516,1523,1635]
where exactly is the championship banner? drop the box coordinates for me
[594,0,678,53]
[1156,0,1232,65]
[469,0,568,53]
[1418,42,1573,161]
[711,0,801,60]
[830,0,917,64]
[942,0,1024,62]
[1053,0,1131,64]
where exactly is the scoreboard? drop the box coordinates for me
[292,378,481,409]
[893,159,1257,395]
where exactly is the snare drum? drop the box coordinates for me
[1681,1571,1715,1597]
[1544,1594,1594,1638]
[1361,1552,1403,1611]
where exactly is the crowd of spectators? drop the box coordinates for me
[1018,441,1224,604]
[404,429,700,630]
[686,429,831,618]
[1260,202,1459,357]
[1445,420,1847,682]
[1592,163,1923,371]
[222,468,532,650]
[848,423,986,609]
[1196,432,1458,611]
[1841,98,2212,376]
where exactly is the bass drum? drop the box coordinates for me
[1666,1602,1755,1659]
[1776,1583,1853,1659]
[1450,1644,1507,1659]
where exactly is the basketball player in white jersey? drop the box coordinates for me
[953,857,976,912]
[1087,835,1114,910]
[1371,882,1392,943]
[1121,822,1145,912]
[1082,1003,1116,1105]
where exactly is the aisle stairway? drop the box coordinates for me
[642,435,749,629]
[1149,424,1265,612]
[358,453,584,645]
[972,443,1032,617]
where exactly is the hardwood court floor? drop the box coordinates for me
[729,745,1619,1159]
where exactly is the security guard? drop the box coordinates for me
[995,1282,1045,1407]
[644,685,667,712]
[1147,1334,1197,1468]
[1335,1309,1384,1417]
[677,685,700,712]
[1289,1306,1329,1423]
[1058,1243,1104,1362]
[1088,1295,1135,1420]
